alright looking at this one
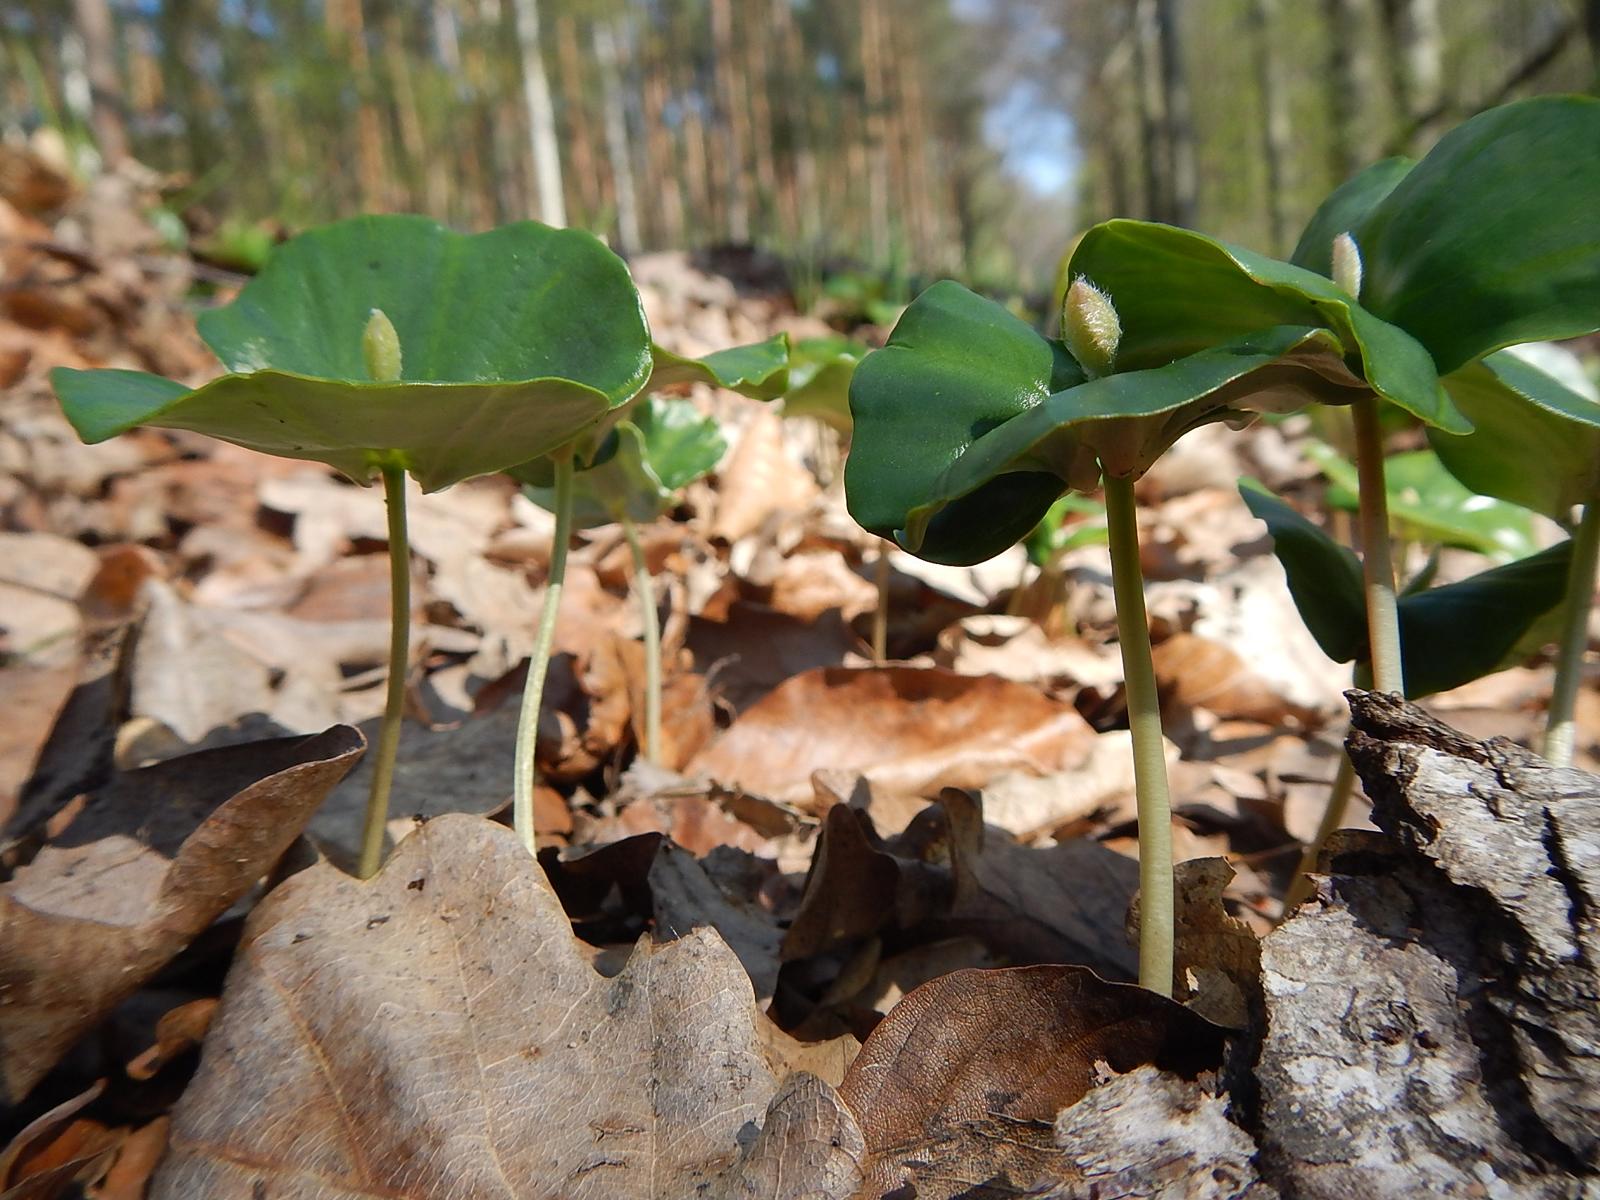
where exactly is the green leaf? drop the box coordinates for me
[1433,349,1600,521]
[1290,157,1413,277]
[901,325,1349,564]
[1307,443,1538,560]
[1240,481,1572,697]
[779,336,866,433]
[51,216,653,491]
[645,334,791,399]
[843,281,1083,560]
[1024,494,1108,566]
[1396,540,1573,698]
[1353,96,1600,374]
[1068,219,1465,432]
[520,396,726,528]
[1238,482,1367,664]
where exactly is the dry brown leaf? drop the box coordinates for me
[836,965,1227,1197]
[935,614,1125,691]
[756,1024,860,1090]
[711,409,819,543]
[764,549,877,624]
[125,997,218,1081]
[689,666,1095,806]
[1130,858,1262,1030]
[687,604,856,714]
[93,1117,169,1200]
[1154,631,1328,729]
[0,726,363,1103]
[150,814,786,1198]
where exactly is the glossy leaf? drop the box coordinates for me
[779,336,867,432]
[52,216,653,491]
[1289,157,1413,277]
[1308,443,1538,561]
[1353,96,1600,374]
[1433,349,1600,522]
[1067,220,1465,432]
[645,334,791,400]
[1241,482,1573,697]
[1238,482,1366,664]
[844,281,1083,562]
[900,325,1350,564]
[521,396,726,528]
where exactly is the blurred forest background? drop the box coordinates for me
[5,0,1599,292]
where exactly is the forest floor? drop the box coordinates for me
[2,154,1598,1198]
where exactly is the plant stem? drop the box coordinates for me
[622,515,662,763]
[1103,472,1174,997]
[1282,752,1355,912]
[357,463,411,880]
[513,448,575,854]
[872,542,890,663]
[1544,500,1600,767]
[1351,395,1405,696]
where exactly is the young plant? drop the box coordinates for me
[1242,479,1574,903]
[51,215,655,878]
[505,334,787,847]
[845,280,1353,996]
[1068,95,1600,698]
[1428,347,1600,765]
[517,395,728,764]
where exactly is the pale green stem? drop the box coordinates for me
[513,450,575,853]
[1351,395,1404,696]
[1543,500,1600,767]
[1103,472,1174,997]
[1282,753,1356,912]
[622,515,662,763]
[872,543,890,663]
[357,463,411,880]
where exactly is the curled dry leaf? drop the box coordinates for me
[150,814,783,1199]
[688,666,1095,806]
[1130,857,1261,1030]
[0,726,363,1103]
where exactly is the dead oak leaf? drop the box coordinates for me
[688,667,1094,806]
[150,814,786,1199]
[0,726,363,1104]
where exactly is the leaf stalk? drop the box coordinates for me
[1351,395,1405,695]
[1543,500,1599,766]
[514,448,575,853]
[622,515,663,763]
[357,462,411,879]
[1103,472,1174,996]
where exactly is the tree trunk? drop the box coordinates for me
[325,0,389,211]
[1251,0,1296,253]
[1320,0,1379,182]
[1379,0,1444,151]
[71,0,127,165]
[709,0,750,243]
[593,17,639,256]
[1154,0,1197,228]
[860,0,893,263]
[510,0,566,226]
[640,26,685,250]
[554,15,602,230]
[1133,0,1169,222]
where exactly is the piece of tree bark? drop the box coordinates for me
[1255,692,1600,1196]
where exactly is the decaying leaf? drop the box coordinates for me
[0,726,363,1103]
[1131,857,1261,1030]
[688,666,1095,806]
[150,814,784,1198]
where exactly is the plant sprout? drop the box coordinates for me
[517,395,728,763]
[505,334,788,848]
[51,215,655,878]
[1429,347,1600,765]
[845,281,1355,996]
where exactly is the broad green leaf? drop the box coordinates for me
[780,336,866,432]
[1354,96,1600,374]
[1290,158,1413,277]
[1396,540,1573,698]
[901,326,1347,564]
[1068,220,1465,432]
[844,280,1083,559]
[1238,482,1367,664]
[1241,482,1571,697]
[197,215,650,398]
[1433,350,1600,521]
[520,396,726,528]
[1308,443,1538,560]
[645,334,791,399]
[52,216,652,491]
